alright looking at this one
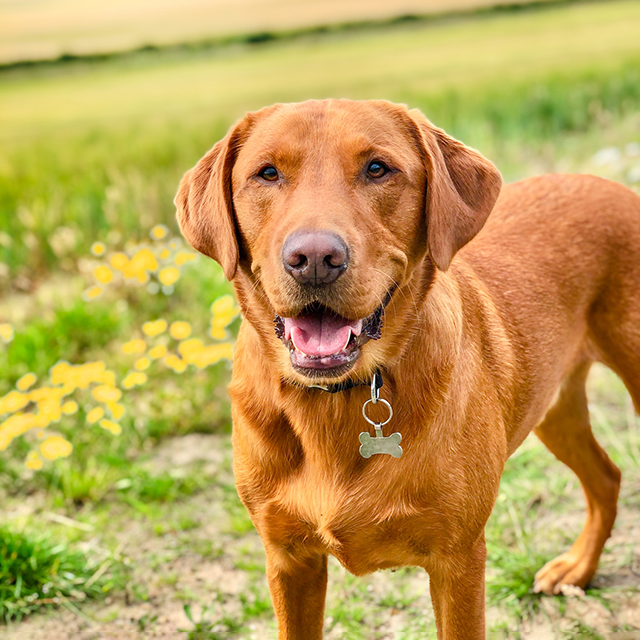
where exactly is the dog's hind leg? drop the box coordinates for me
[589,298,640,418]
[532,358,621,595]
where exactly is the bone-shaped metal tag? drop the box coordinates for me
[359,430,403,458]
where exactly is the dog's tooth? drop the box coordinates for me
[341,329,352,352]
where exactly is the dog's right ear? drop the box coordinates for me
[175,122,248,281]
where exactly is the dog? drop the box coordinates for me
[175,99,640,639]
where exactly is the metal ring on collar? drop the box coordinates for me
[362,398,393,427]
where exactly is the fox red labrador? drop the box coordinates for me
[175,99,640,639]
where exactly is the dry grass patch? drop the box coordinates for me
[1,0,562,64]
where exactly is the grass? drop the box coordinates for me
[0,299,123,390]
[3,0,640,134]
[481,366,640,636]
[180,603,243,639]
[0,0,639,637]
[0,524,119,623]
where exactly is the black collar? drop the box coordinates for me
[309,368,384,394]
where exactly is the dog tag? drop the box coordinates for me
[359,393,402,459]
[359,429,403,458]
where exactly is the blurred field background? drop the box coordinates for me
[1,0,639,638]
[0,0,567,65]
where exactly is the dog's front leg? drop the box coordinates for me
[265,547,328,640]
[428,535,487,640]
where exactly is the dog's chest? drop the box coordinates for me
[267,468,432,575]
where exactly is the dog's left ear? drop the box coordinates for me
[409,110,502,271]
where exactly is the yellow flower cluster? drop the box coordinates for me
[0,360,123,469]
[85,225,197,300]
[120,296,238,380]
[1,226,239,471]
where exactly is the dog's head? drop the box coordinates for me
[176,100,501,385]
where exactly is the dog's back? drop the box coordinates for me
[463,173,640,416]
[456,173,640,596]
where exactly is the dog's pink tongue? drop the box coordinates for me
[284,313,362,357]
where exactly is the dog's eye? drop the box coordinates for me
[366,160,389,179]
[258,166,279,182]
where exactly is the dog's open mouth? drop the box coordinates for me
[274,303,384,378]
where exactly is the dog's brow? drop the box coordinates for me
[239,143,308,174]
[350,143,406,164]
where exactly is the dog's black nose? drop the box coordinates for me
[282,230,349,285]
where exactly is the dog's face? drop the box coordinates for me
[176,100,501,385]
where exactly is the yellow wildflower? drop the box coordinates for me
[35,395,63,424]
[0,413,40,449]
[142,319,167,337]
[175,251,196,266]
[92,385,122,403]
[163,354,187,373]
[209,323,227,340]
[122,338,146,355]
[158,267,180,286]
[91,242,106,256]
[40,435,73,460]
[210,295,239,337]
[210,294,236,316]
[182,343,233,369]
[51,361,109,391]
[107,402,125,420]
[126,248,159,283]
[25,451,43,470]
[98,370,116,386]
[29,387,50,402]
[49,361,70,384]
[86,407,105,424]
[93,265,113,284]
[83,285,102,300]
[99,419,122,435]
[198,344,233,369]
[159,248,171,260]
[0,390,29,415]
[122,371,147,389]
[61,400,78,415]
[16,373,37,392]
[81,361,110,388]
[178,338,203,360]
[110,252,129,270]
[150,225,168,240]
[134,357,150,371]
[0,323,14,343]
[169,321,191,340]
[148,344,167,360]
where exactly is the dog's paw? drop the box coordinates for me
[533,552,594,595]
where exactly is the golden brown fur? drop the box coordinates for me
[175,99,640,639]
